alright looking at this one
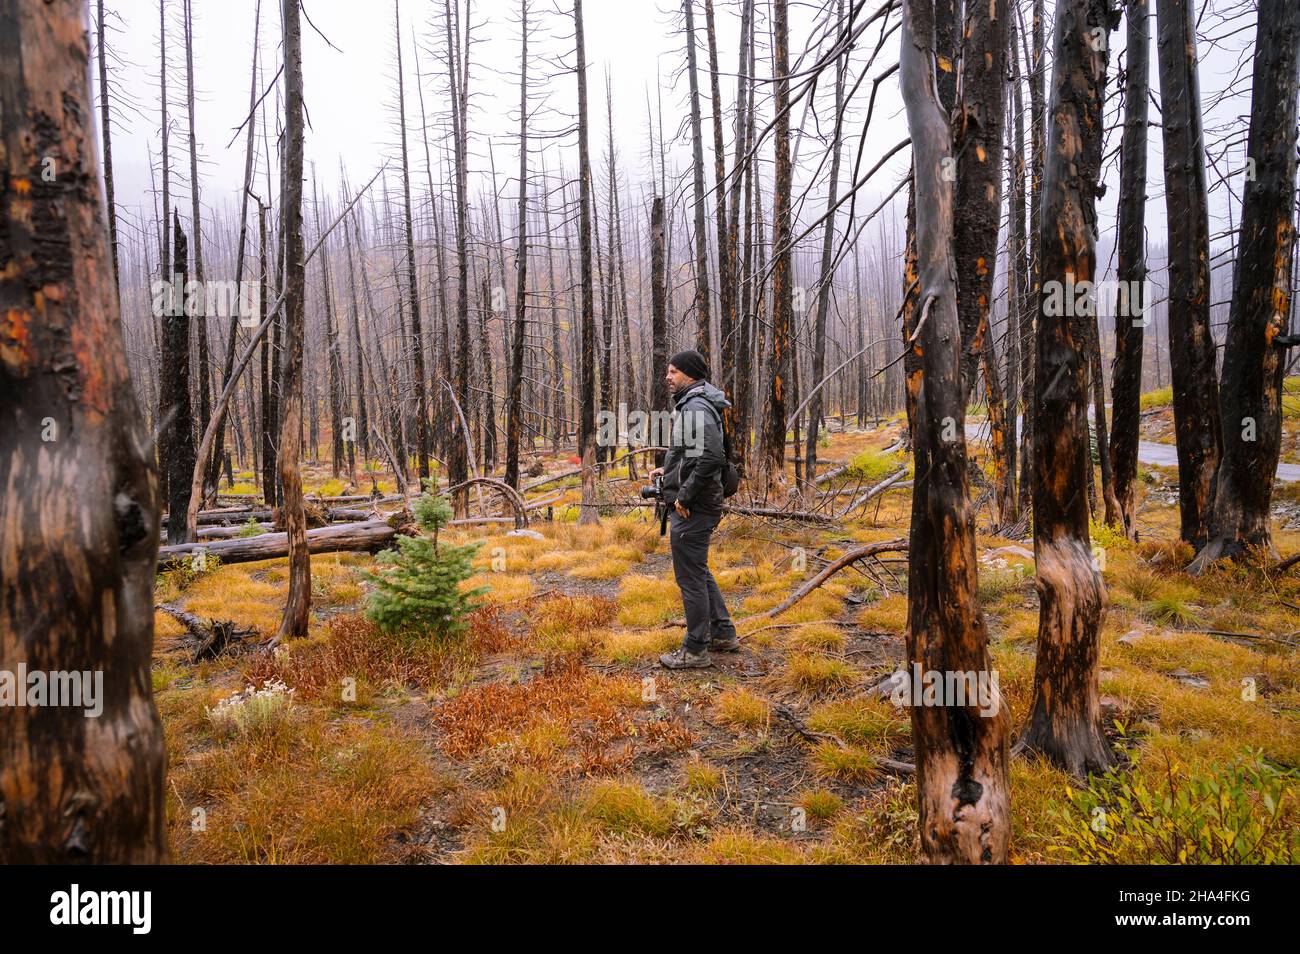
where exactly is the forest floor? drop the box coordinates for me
[152,390,1300,864]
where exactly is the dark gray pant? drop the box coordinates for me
[669,507,736,652]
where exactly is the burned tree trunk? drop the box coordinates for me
[205,1,261,497]
[275,0,310,643]
[1191,0,1300,572]
[705,0,733,383]
[651,196,669,468]
[394,2,430,482]
[758,0,794,487]
[1109,0,1150,538]
[0,0,167,861]
[95,0,119,293]
[504,1,530,489]
[183,0,210,472]
[954,0,1012,525]
[161,211,195,545]
[1019,0,1048,516]
[574,0,600,524]
[804,0,846,489]
[683,0,713,358]
[444,0,472,515]
[898,0,1010,864]
[1155,0,1222,548]
[954,0,1008,398]
[1021,0,1117,777]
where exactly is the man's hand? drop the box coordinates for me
[649,467,664,480]
[674,499,690,518]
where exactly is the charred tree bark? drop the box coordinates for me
[574,0,600,524]
[162,212,195,545]
[258,201,277,507]
[954,0,1012,525]
[505,1,530,489]
[804,0,847,489]
[705,0,733,383]
[1155,0,1221,548]
[898,0,1010,864]
[445,0,472,515]
[0,0,167,862]
[955,0,1008,398]
[1021,0,1117,777]
[651,196,669,468]
[759,0,794,486]
[683,0,713,358]
[95,0,119,293]
[1191,0,1300,572]
[204,0,261,497]
[275,0,310,643]
[725,0,754,412]
[394,2,430,481]
[183,0,210,475]
[1019,0,1047,516]
[1109,0,1149,538]
[312,177,344,479]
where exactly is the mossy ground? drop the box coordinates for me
[154,412,1300,863]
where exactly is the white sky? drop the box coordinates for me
[93,0,1262,275]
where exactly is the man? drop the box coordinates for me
[649,349,739,669]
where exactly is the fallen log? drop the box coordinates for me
[839,467,910,517]
[739,538,909,621]
[156,515,415,570]
[520,446,668,492]
[722,504,837,524]
[814,463,851,485]
[156,604,259,661]
[197,523,273,539]
[162,507,273,527]
[444,477,529,529]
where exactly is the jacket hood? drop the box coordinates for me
[674,380,731,413]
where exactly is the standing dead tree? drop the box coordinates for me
[1155,0,1221,548]
[683,0,713,358]
[504,0,532,489]
[1021,0,1117,778]
[574,0,601,525]
[0,0,167,862]
[161,211,195,545]
[758,0,795,490]
[274,0,309,643]
[953,0,1012,526]
[1109,0,1150,538]
[394,1,431,482]
[898,0,1010,864]
[1191,0,1300,572]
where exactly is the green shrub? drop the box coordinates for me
[364,492,485,642]
[844,448,907,482]
[1139,386,1172,411]
[1051,751,1299,864]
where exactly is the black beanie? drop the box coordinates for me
[668,349,709,381]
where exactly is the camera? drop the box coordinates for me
[640,474,670,535]
[639,474,663,500]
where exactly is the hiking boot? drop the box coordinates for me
[659,647,713,669]
[708,632,741,653]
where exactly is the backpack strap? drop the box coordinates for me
[691,397,732,465]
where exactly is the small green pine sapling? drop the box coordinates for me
[364,485,486,642]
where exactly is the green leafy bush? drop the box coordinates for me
[1139,385,1173,411]
[1051,751,1299,864]
[844,448,907,483]
[364,492,485,642]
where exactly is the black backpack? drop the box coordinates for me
[701,401,740,498]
